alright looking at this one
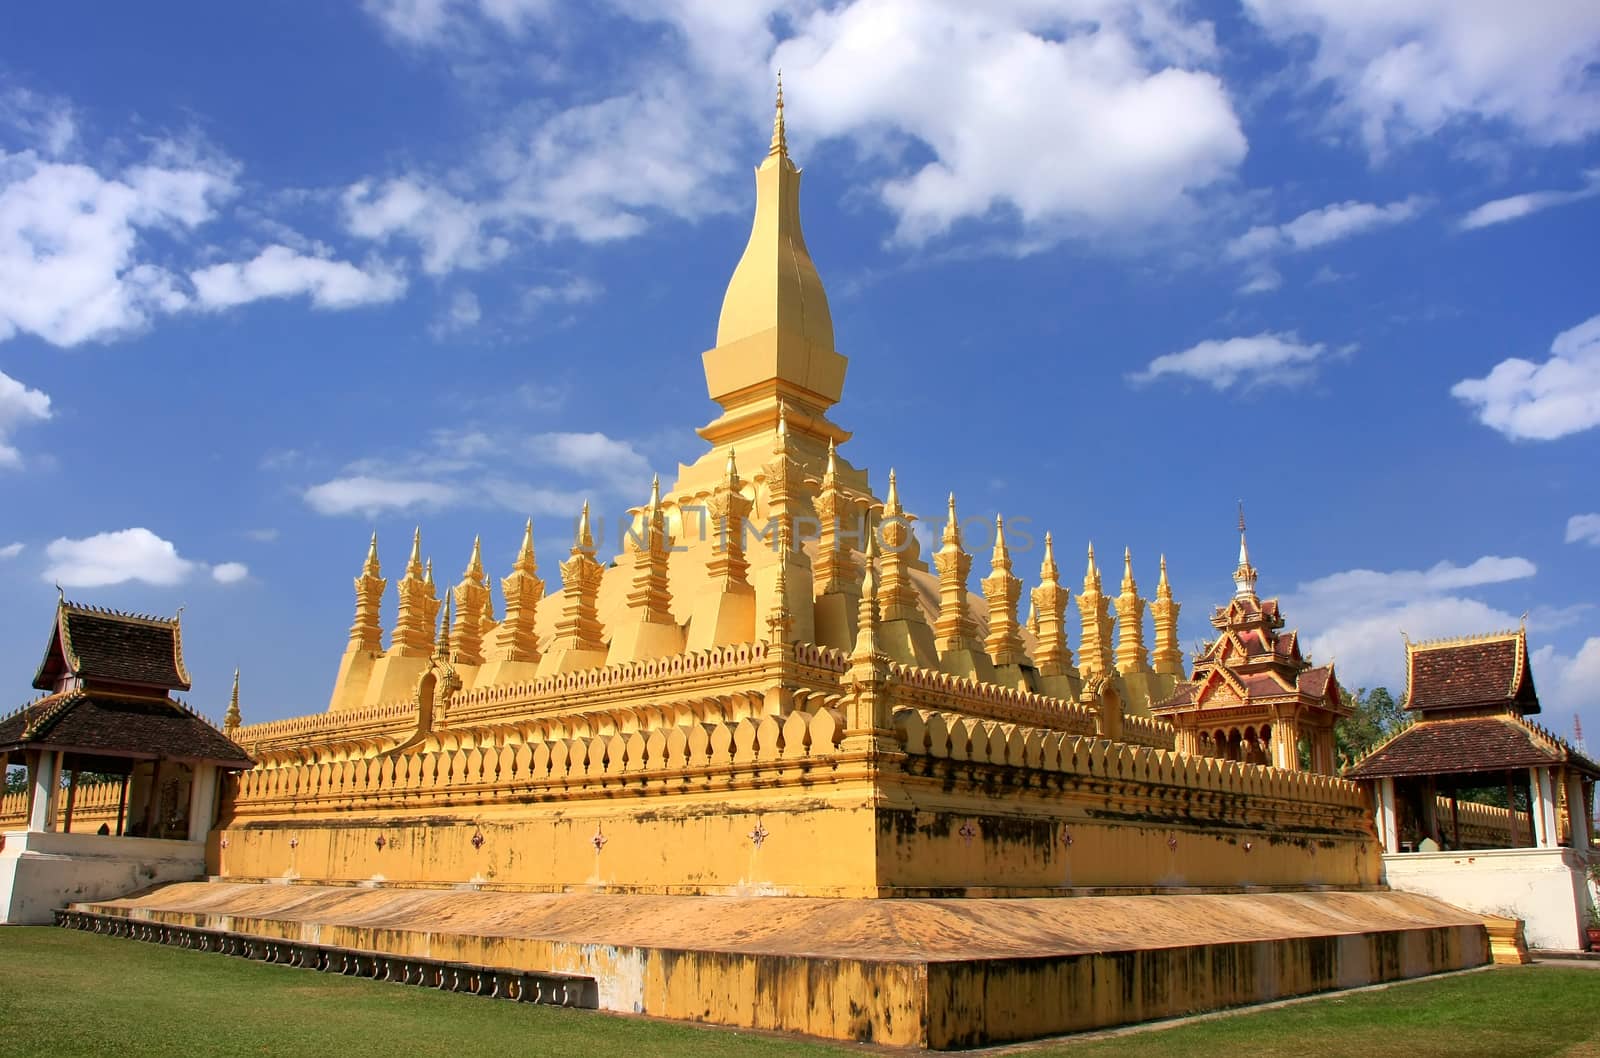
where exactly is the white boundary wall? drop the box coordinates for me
[1382,847,1592,951]
[0,831,205,925]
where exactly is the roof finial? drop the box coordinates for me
[576,500,595,552]
[435,593,452,658]
[769,70,787,159]
[824,437,838,479]
[364,532,380,575]
[224,667,242,731]
[466,535,484,579]
[515,517,537,573]
[650,473,661,512]
[407,527,423,577]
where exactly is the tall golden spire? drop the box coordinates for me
[1077,542,1115,678]
[702,78,844,450]
[452,536,490,666]
[406,527,423,578]
[363,532,380,577]
[540,500,607,675]
[392,529,434,657]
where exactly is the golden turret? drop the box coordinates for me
[1234,502,1259,600]
[391,528,435,658]
[451,536,490,666]
[538,502,607,675]
[348,532,386,652]
[1115,547,1149,675]
[934,494,977,653]
[1150,554,1184,676]
[686,453,758,651]
[1077,542,1115,678]
[485,519,543,665]
[982,515,1026,669]
[1031,532,1076,678]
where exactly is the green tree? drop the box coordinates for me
[1336,686,1405,769]
[4,765,26,795]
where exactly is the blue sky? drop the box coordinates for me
[1,1,1597,742]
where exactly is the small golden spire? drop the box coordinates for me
[649,473,661,512]
[824,438,838,480]
[725,447,740,484]
[943,492,961,547]
[1122,547,1136,591]
[1158,553,1170,593]
[992,514,1010,569]
[466,535,484,579]
[224,667,242,730]
[769,70,787,159]
[406,527,423,577]
[885,469,900,514]
[435,594,452,658]
[1085,541,1100,590]
[776,405,788,441]
[1041,531,1058,580]
[363,532,380,576]
[424,557,434,586]
[515,518,537,573]
[576,500,595,553]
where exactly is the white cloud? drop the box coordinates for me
[1237,268,1282,295]
[1452,312,1600,441]
[528,430,650,491]
[191,245,406,311]
[1227,197,1425,259]
[777,0,1247,244]
[351,1,1248,260]
[1533,638,1600,725]
[210,561,250,584]
[0,139,234,347]
[244,528,280,543]
[1566,514,1600,547]
[42,528,199,588]
[0,369,51,468]
[343,179,507,275]
[1459,170,1600,231]
[1129,332,1333,390]
[1243,1,1600,154]
[1288,555,1538,692]
[303,476,461,517]
[525,276,601,310]
[0,542,22,559]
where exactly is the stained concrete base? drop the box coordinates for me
[73,882,1489,1048]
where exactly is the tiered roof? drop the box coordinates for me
[1347,629,1596,780]
[4,599,249,768]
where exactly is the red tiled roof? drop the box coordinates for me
[0,690,251,767]
[33,602,191,692]
[1406,631,1536,715]
[1347,713,1596,779]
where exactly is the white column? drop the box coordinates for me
[1377,777,1399,852]
[27,751,60,832]
[185,764,217,843]
[1564,770,1591,860]
[1531,767,1559,849]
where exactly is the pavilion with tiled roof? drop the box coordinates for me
[1348,626,1598,854]
[1152,512,1348,774]
[1,599,250,840]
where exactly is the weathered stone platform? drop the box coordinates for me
[74,882,1488,1048]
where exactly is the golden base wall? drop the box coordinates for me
[72,882,1488,1049]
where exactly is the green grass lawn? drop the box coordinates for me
[1,927,1595,1057]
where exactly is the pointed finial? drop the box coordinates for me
[435,594,452,657]
[943,492,961,546]
[1122,546,1136,590]
[1238,501,1246,535]
[407,527,423,576]
[885,469,900,513]
[363,531,380,575]
[650,473,661,511]
[515,517,537,572]
[725,447,739,483]
[992,514,1010,567]
[466,535,484,578]
[1086,541,1101,588]
[769,70,787,158]
[1158,553,1170,590]
[576,500,595,551]
[424,557,434,586]
[1041,531,1058,579]
[825,438,838,479]
[224,667,242,730]
[777,405,788,440]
